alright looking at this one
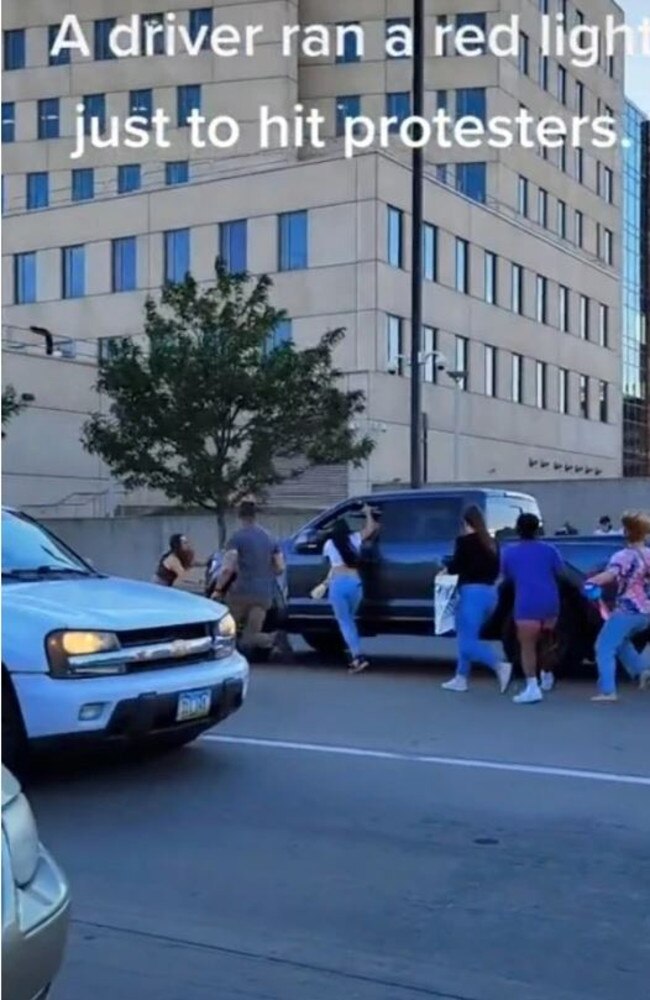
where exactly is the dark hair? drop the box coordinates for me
[169,533,185,553]
[516,513,541,540]
[168,533,194,569]
[599,515,611,525]
[331,518,360,569]
[462,505,495,553]
[239,501,257,520]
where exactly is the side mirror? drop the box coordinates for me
[294,530,322,555]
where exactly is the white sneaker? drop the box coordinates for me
[496,662,513,694]
[540,671,555,693]
[513,685,543,705]
[442,675,468,693]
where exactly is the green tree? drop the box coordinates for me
[83,262,374,543]
[2,386,32,438]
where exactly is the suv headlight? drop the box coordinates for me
[210,614,237,658]
[217,614,237,639]
[47,630,123,677]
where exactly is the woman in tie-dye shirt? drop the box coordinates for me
[587,512,650,702]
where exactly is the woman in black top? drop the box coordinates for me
[441,506,512,694]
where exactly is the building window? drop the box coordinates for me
[485,345,497,397]
[26,172,49,210]
[436,90,448,112]
[511,263,524,315]
[579,375,589,418]
[484,251,498,305]
[518,175,529,217]
[423,326,437,383]
[112,236,137,292]
[512,354,523,403]
[538,188,548,228]
[268,319,293,352]
[599,304,609,347]
[575,209,584,248]
[48,24,70,65]
[455,238,470,294]
[130,89,153,125]
[536,275,548,324]
[518,32,529,75]
[535,361,547,409]
[580,295,590,340]
[177,84,201,126]
[456,88,486,123]
[575,147,584,183]
[456,13,487,55]
[539,51,549,90]
[559,285,570,333]
[599,382,609,422]
[576,80,585,116]
[4,29,25,70]
[2,102,15,143]
[72,168,94,202]
[386,92,411,129]
[165,160,189,185]
[456,163,486,203]
[557,199,567,239]
[335,22,362,63]
[387,206,404,268]
[62,245,85,299]
[164,229,190,283]
[37,98,60,139]
[141,13,166,55]
[118,164,141,193]
[95,18,116,59]
[603,228,614,265]
[557,64,567,104]
[423,224,438,281]
[387,315,403,374]
[189,7,213,48]
[455,336,469,390]
[386,18,411,59]
[559,368,569,414]
[83,93,106,135]
[559,142,567,173]
[608,54,615,78]
[603,165,613,203]
[220,219,248,274]
[336,95,361,136]
[278,210,308,271]
[14,252,36,304]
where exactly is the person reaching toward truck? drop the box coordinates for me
[586,511,650,702]
[154,533,195,588]
[500,513,565,705]
[441,506,512,695]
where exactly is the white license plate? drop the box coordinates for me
[176,688,212,722]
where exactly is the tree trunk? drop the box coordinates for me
[217,508,228,549]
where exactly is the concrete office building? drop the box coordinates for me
[2,0,625,514]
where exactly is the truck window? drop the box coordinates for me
[486,498,520,540]
[379,498,463,542]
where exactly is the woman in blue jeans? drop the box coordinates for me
[317,505,379,673]
[442,506,512,694]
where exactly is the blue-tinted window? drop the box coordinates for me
[456,162,486,203]
[278,211,308,271]
[269,319,293,352]
[177,84,201,126]
[220,220,248,273]
[424,224,438,281]
[2,102,15,143]
[4,29,25,70]
[141,13,165,55]
[386,18,411,59]
[14,252,36,304]
[336,95,361,136]
[165,160,189,185]
[26,172,49,210]
[48,24,71,66]
[387,206,403,268]
[95,18,117,59]
[456,87,486,123]
[37,98,60,139]
[164,229,190,283]
[62,245,85,299]
[455,238,470,294]
[130,89,153,126]
[112,237,137,292]
[336,22,361,63]
[72,168,94,201]
[386,92,411,130]
[455,13,487,54]
[118,164,142,193]
[189,8,213,48]
[83,94,106,135]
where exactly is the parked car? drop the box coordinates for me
[2,766,70,1000]
[1,509,250,774]
[284,489,640,671]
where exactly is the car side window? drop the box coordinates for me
[487,498,520,540]
[379,498,463,542]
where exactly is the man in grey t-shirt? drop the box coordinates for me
[214,501,286,654]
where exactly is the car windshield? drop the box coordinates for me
[2,511,93,578]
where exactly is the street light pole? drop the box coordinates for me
[409,0,425,489]
[453,379,461,483]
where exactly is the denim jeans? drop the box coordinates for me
[329,575,363,659]
[595,610,650,695]
[456,584,499,677]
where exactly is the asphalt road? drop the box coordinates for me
[30,646,650,1000]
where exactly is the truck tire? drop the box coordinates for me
[2,676,28,778]
[301,632,345,658]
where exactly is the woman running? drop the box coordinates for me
[441,505,512,694]
[500,513,564,705]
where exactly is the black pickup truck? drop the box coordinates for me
[283,488,640,674]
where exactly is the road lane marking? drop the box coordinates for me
[201,734,650,787]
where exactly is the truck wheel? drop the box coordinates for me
[301,632,345,658]
[2,678,28,778]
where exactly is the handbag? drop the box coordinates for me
[434,572,459,636]
[310,582,328,600]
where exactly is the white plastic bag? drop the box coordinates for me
[434,572,459,636]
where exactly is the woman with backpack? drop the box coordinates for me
[586,511,650,702]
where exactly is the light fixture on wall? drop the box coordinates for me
[540,461,550,469]
[529,458,539,468]
[553,462,563,471]
[564,464,574,472]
